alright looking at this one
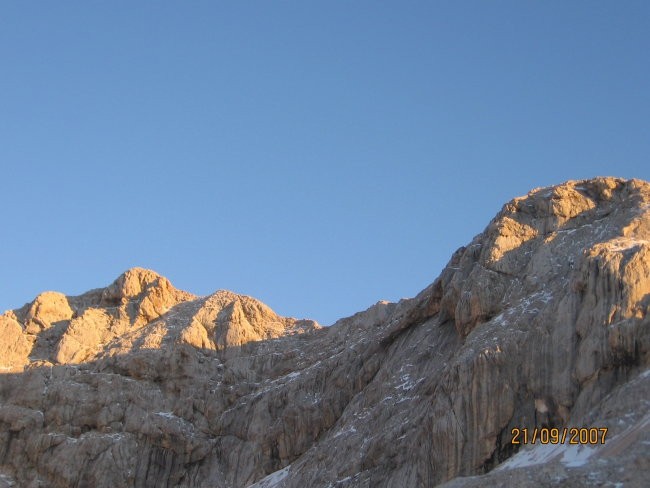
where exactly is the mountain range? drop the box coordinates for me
[1,177,649,487]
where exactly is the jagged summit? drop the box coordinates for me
[99,267,187,303]
[0,267,319,372]
[0,177,648,487]
[436,176,650,337]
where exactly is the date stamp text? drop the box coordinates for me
[511,427,607,445]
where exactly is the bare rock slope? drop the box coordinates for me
[1,177,649,487]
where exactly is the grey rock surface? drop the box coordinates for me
[0,177,648,487]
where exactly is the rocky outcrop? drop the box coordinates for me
[0,177,648,487]
[2,268,196,370]
[0,316,31,372]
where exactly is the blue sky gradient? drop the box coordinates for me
[1,1,648,324]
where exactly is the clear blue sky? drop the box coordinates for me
[1,2,648,324]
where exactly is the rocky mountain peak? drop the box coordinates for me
[101,267,173,302]
[436,177,650,338]
[0,267,320,373]
[1,177,649,487]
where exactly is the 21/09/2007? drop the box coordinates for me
[511,427,607,445]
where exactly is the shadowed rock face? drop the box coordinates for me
[1,177,649,488]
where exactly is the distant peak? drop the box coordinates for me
[103,267,171,302]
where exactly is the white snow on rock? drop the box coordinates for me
[249,466,290,488]
[496,443,595,470]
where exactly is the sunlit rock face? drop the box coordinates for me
[0,177,649,487]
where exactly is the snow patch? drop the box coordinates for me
[639,368,650,380]
[0,472,16,487]
[252,466,290,487]
[560,444,594,467]
[497,442,595,470]
[155,411,178,419]
[332,425,357,438]
[395,375,415,391]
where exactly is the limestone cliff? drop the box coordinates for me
[0,177,648,487]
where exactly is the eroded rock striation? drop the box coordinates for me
[1,177,649,487]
